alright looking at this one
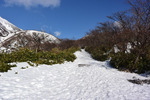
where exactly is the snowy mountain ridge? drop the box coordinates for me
[0,17,60,49]
[0,17,21,33]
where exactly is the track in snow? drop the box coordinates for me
[0,49,150,100]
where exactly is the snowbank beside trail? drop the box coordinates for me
[0,49,150,100]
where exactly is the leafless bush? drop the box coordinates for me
[58,39,79,50]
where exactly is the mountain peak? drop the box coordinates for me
[0,17,21,34]
[0,17,61,49]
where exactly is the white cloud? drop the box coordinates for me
[4,0,61,8]
[54,31,61,36]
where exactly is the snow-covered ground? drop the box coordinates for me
[0,50,150,100]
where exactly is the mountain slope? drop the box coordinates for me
[0,17,60,49]
[0,17,21,32]
[0,17,22,43]
[0,17,21,37]
[25,30,60,43]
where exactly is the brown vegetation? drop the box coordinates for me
[77,0,150,73]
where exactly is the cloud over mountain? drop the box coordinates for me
[54,31,61,36]
[4,0,61,8]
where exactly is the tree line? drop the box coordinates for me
[77,0,150,73]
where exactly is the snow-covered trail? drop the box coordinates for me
[0,50,150,100]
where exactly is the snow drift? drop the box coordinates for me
[0,50,150,100]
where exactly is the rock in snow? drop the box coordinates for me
[0,50,150,100]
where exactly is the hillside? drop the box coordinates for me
[0,17,60,50]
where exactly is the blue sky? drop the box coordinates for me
[0,0,130,39]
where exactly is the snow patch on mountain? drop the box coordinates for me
[0,32,15,42]
[0,17,21,32]
[26,30,60,43]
